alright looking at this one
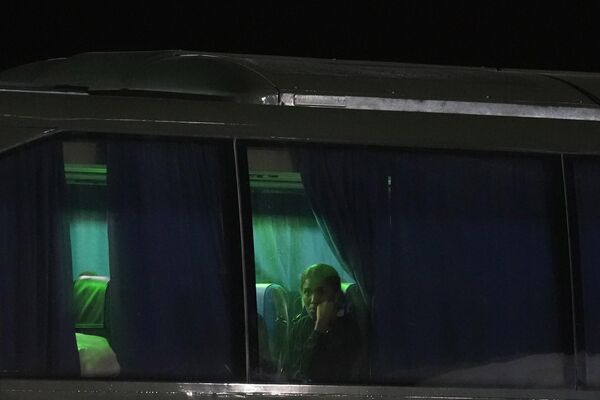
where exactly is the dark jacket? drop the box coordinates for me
[285,306,361,383]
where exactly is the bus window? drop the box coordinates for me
[64,141,109,280]
[0,138,80,378]
[245,144,573,388]
[569,157,600,388]
[247,147,356,381]
[1,135,245,381]
[64,141,115,376]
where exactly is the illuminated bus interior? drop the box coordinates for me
[62,141,356,381]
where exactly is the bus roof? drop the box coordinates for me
[0,50,599,108]
[1,51,600,157]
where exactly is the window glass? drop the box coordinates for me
[64,142,113,368]
[381,151,570,388]
[248,149,355,380]
[1,136,245,381]
[67,174,109,279]
[570,158,600,388]
[247,145,572,387]
[251,182,354,298]
[1,138,79,378]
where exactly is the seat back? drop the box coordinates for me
[344,283,370,380]
[255,283,289,369]
[73,275,109,338]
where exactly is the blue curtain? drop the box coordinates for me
[295,146,568,386]
[106,139,242,380]
[375,152,567,383]
[0,139,79,377]
[295,148,390,304]
[571,158,600,387]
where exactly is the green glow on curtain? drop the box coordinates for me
[251,190,353,293]
[63,164,348,288]
[70,216,109,278]
[67,182,109,279]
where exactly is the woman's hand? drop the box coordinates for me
[314,301,337,333]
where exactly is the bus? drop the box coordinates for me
[1,50,600,400]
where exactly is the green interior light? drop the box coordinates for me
[65,164,107,185]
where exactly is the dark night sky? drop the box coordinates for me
[2,3,600,73]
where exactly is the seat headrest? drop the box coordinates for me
[73,277,109,329]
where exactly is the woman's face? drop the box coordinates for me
[301,276,337,319]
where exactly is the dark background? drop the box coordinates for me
[2,3,599,73]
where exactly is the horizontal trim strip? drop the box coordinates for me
[0,88,89,96]
[282,93,600,121]
[3,379,600,400]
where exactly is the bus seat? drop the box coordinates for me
[73,275,109,339]
[76,332,121,377]
[344,283,370,380]
[255,283,289,368]
[344,283,368,332]
[103,280,112,344]
[289,292,303,320]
